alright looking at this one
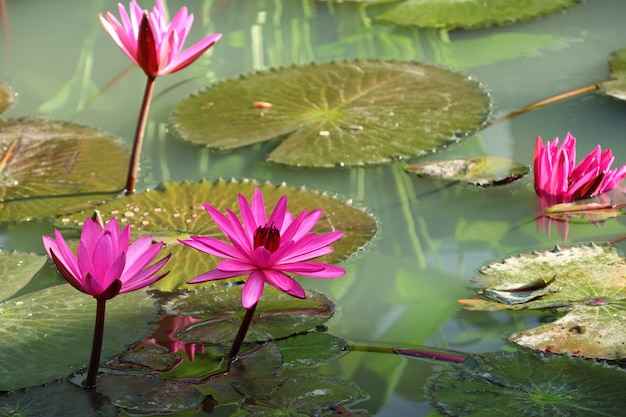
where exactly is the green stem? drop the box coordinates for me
[227,302,258,361]
[125,75,156,195]
[349,342,467,363]
[85,298,107,388]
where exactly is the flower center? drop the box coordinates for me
[253,224,280,253]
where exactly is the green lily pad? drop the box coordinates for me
[544,199,626,224]
[0,381,117,416]
[0,283,157,391]
[427,350,626,417]
[599,48,626,101]
[0,250,47,302]
[154,286,335,345]
[56,179,376,290]
[406,156,529,186]
[0,81,15,114]
[0,118,128,222]
[276,332,348,368]
[459,244,626,359]
[377,0,584,30]
[170,60,492,167]
[241,375,367,416]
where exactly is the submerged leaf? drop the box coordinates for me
[377,0,585,30]
[0,81,14,114]
[0,118,128,222]
[406,156,528,186]
[427,350,626,417]
[57,179,376,290]
[170,60,492,167]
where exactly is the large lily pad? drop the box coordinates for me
[170,60,492,167]
[0,283,158,390]
[56,179,376,290]
[0,81,14,114]
[377,0,584,30]
[0,118,128,222]
[406,156,528,186]
[598,48,626,101]
[427,350,626,417]
[0,250,47,302]
[459,244,626,359]
[154,286,335,345]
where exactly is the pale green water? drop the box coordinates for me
[2,0,626,415]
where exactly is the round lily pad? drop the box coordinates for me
[427,350,626,417]
[170,60,492,167]
[0,249,47,303]
[0,118,128,222]
[406,156,529,186]
[377,0,584,30]
[0,81,15,114]
[459,244,626,359]
[598,48,626,101]
[56,179,376,290]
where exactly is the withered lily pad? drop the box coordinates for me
[57,179,376,290]
[459,244,626,359]
[599,48,626,101]
[544,199,626,224]
[377,0,584,30]
[154,286,335,345]
[0,381,117,416]
[0,81,15,114]
[0,283,157,391]
[0,118,128,222]
[170,60,492,167]
[427,350,626,417]
[406,156,528,186]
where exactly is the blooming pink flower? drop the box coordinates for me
[180,189,346,309]
[534,132,626,203]
[43,217,170,300]
[99,0,221,77]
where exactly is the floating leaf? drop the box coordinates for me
[170,60,492,167]
[276,332,348,368]
[0,118,128,222]
[0,381,117,417]
[57,179,376,290]
[598,48,626,101]
[154,286,335,345]
[0,250,47,302]
[377,0,584,30]
[544,200,626,223]
[0,284,157,390]
[459,244,626,359]
[406,157,528,186]
[427,350,626,417]
[0,81,14,114]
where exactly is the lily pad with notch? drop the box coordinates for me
[170,60,492,167]
[427,349,626,417]
[459,244,626,359]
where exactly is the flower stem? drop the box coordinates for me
[85,298,107,388]
[227,302,258,361]
[349,342,467,363]
[125,75,156,195]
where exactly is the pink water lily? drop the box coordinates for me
[99,0,221,77]
[534,132,626,202]
[43,217,170,300]
[180,189,346,309]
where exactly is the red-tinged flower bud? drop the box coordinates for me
[253,224,281,253]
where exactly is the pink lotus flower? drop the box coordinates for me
[43,217,170,300]
[180,189,346,309]
[534,132,626,203]
[99,0,221,77]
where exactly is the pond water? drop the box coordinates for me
[2,0,626,415]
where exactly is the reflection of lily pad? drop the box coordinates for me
[459,244,626,359]
[154,286,335,345]
[0,118,128,222]
[57,179,376,290]
[427,350,626,417]
[0,283,157,390]
[599,48,626,101]
[0,81,14,114]
[0,381,117,417]
[170,60,492,167]
[406,156,528,186]
[377,0,584,30]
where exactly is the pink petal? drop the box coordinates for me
[267,195,288,231]
[242,271,265,308]
[277,262,345,278]
[187,268,244,283]
[250,189,268,227]
[263,269,294,292]
[179,235,243,260]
